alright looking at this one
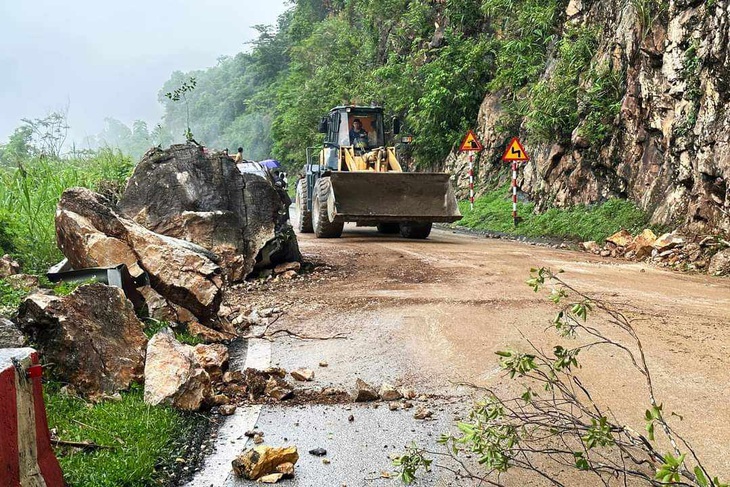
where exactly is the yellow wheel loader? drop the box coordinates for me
[295,106,462,239]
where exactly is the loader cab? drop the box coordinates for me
[321,106,386,151]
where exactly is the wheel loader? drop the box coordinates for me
[295,105,462,239]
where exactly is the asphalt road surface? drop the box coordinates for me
[188,218,730,486]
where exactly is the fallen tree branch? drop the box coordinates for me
[52,439,116,450]
[239,314,348,341]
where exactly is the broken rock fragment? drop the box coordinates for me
[290,368,314,382]
[606,229,633,248]
[0,318,26,348]
[143,327,212,411]
[17,284,147,397]
[231,445,299,480]
[193,343,229,382]
[379,383,403,401]
[274,261,301,275]
[352,378,379,402]
[632,229,657,260]
[264,377,294,401]
[0,254,20,278]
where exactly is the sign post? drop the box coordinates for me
[501,137,530,227]
[458,130,484,211]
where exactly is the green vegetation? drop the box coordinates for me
[676,39,702,137]
[0,151,133,272]
[143,320,203,346]
[577,64,625,144]
[457,186,653,243]
[45,383,204,487]
[0,278,99,318]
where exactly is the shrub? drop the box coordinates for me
[0,150,133,272]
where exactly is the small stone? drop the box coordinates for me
[220,404,237,416]
[581,241,600,253]
[400,387,417,400]
[291,368,315,382]
[231,445,298,480]
[351,379,378,402]
[244,430,262,438]
[259,473,285,483]
[414,407,432,420]
[309,448,327,457]
[276,462,295,477]
[389,402,399,411]
[403,401,414,409]
[322,458,331,465]
[348,414,354,422]
[254,434,264,444]
[274,261,301,275]
[319,361,329,367]
[379,383,403,401]
[210,394,230,406]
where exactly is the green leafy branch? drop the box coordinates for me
[164,77,197,142]
[395,268,725,486]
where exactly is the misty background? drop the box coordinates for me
[0,0,287,148]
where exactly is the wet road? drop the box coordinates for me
[189,221,730,486]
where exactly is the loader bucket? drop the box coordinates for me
[328,172,462,223]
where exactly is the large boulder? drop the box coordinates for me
[16,284,147,397]
[0,318,26,348]
[632,229,658,260]
[118,144,300,280]
[144,327,212,410]
[55,188,223,320]
[0,255,20,278]
[709,249,730,276]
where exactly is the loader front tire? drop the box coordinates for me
[399,222,432,239]
[376,223,400,234]
[312,177,344,238]
[295,179,313,233]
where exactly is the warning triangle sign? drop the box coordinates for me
[459,130,483,152]
[501,137,529,162]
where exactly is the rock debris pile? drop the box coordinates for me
[582,229,730,275]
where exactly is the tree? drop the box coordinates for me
[20,110,70,158]
[0,125,34,165]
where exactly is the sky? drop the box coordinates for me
[0,0,288,146]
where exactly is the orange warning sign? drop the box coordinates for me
[501,137,529,162]
[459,130,483,152]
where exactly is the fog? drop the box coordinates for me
[0,0,287,146]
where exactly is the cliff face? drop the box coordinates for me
[447,0,730,235]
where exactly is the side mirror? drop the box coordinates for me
[318,118,329,134]
[393,117,401,135]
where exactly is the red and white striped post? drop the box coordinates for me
[458,130,483,210]
[511,161,518,227]
[0,348,64,487]
[469,154,475,210]
[501,137,529,227]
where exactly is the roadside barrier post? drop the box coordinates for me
[501,137,530,228]
[458,130,484,212]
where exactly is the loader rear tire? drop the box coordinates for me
[313,177,344,238]
[376,223,400,234]
[399,222,432,239]
[295,179,313,233]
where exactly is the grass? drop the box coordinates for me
[0,278,98,318]
[0,150,134,273]
[457,186,656,243]
[45,383,205,487]
[142,320,204,346]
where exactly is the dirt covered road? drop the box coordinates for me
[205,223,730,486]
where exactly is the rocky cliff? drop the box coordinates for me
[447,0,730,235]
